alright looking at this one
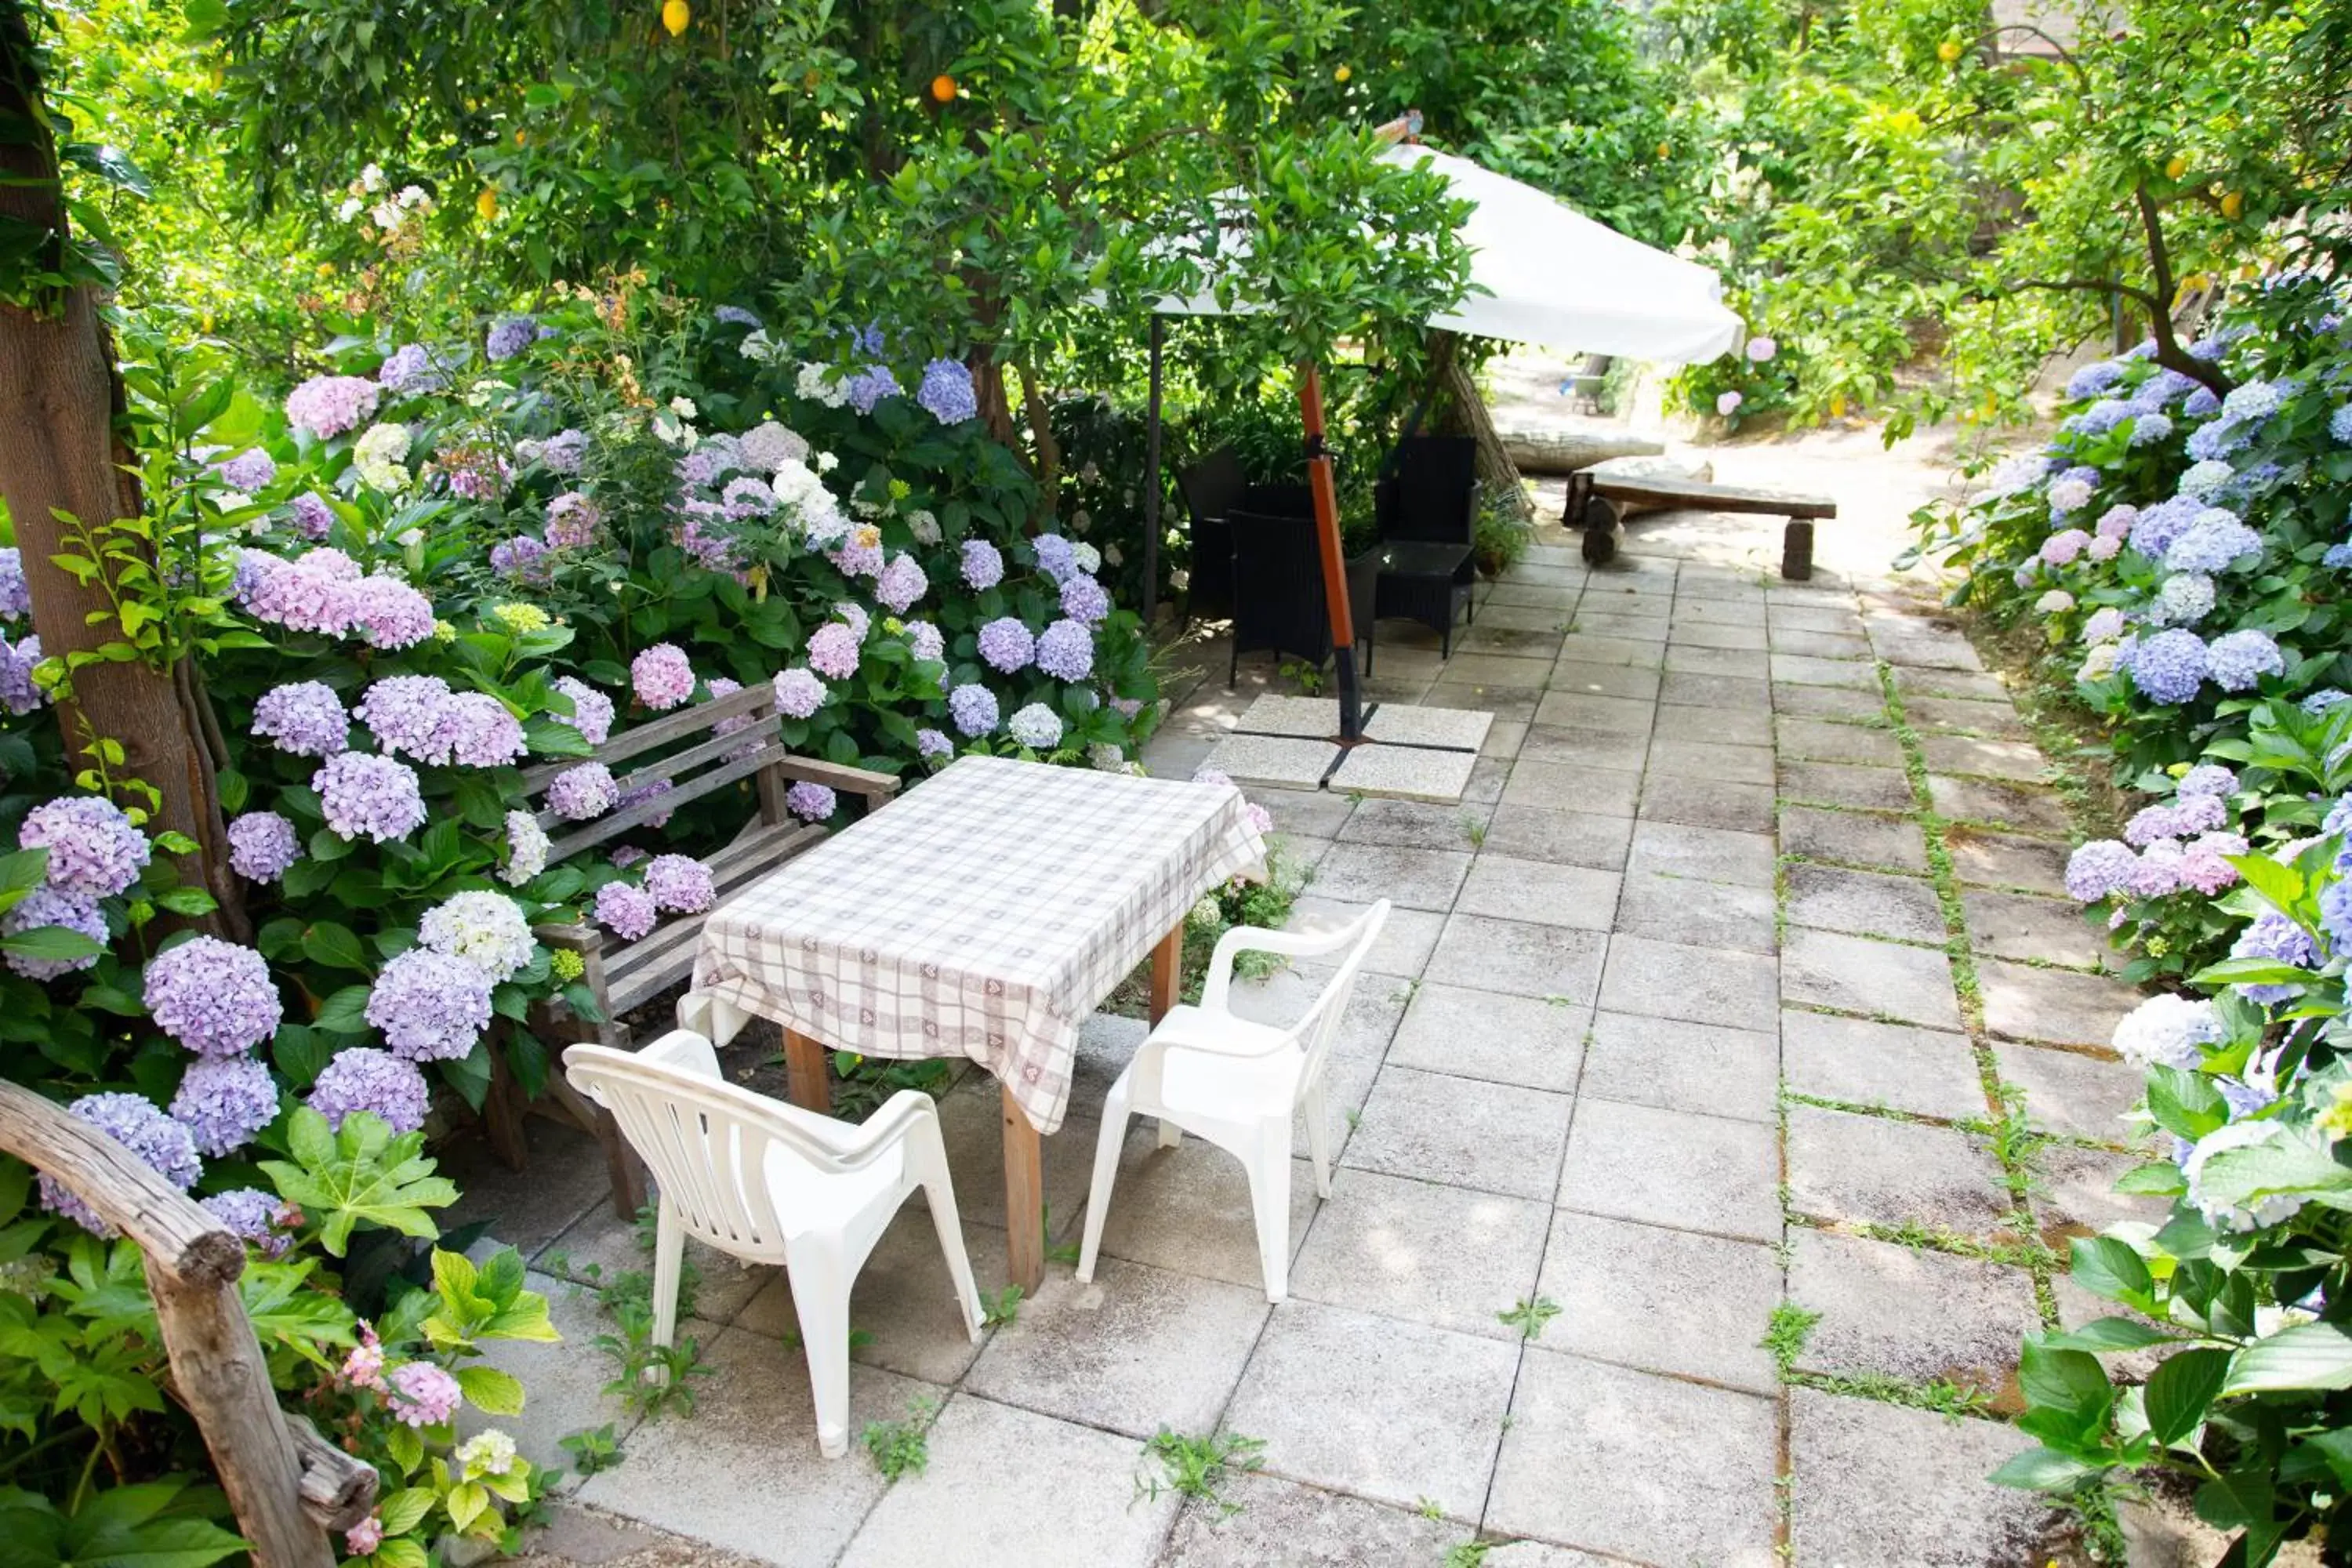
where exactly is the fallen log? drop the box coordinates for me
[1496,428,1666,475]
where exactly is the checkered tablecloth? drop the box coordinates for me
[684,755,1267,1133]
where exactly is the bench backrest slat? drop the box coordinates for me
[543,744,785,862]
[518,679,776,794]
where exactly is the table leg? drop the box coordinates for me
[783,1028,832,1115]
[1149,920,1183,1025]
[1001,1084,1044,1294]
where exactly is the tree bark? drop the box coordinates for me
[0,14,232,919]
[1426,331,1533,521]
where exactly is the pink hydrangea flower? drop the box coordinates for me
[594,881,658,941]
[808,623,859,680]
[631,643,696,711]
[387,1361,461,1428]
[2039,529,2091,566]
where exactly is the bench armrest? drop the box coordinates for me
[534,921,601,953]
[766,756,902,806]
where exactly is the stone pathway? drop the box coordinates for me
[456,517,2168,1567]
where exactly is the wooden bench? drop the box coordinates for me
[498,678,901,1216]
[1563,469,1838,579]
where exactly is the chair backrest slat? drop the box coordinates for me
[1289,902,1390,1090]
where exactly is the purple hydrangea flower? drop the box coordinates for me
[227,811,300,883]
[2,887,105,980]
[548,763,619,821]
[2129,495,2205,561]
[2186,420,2250,463]
[441,693,528,768]
[544,492,601,550]
[2082,607,2127,644]
[492,535,550,581]
[594,881,659,941]
[146,936,283,1057]
[1059,574,1111,624]
[960,539,1004,591]
[0,546,29,618]
[202,1188,292,1257]
[553,677,615,746]
[40,1093,201,1234]
[916,358,979,424]
[746,673,816,733]
[977,617,1034,673]
[2126,629,2209,704]
[376,343,441,394]
[785,782,837,822]
[347,575,435,649]
[835,602,870,642]
[309,1047,429,1133]
[905,621,945,664]
[916,728,953,760]
[0,631,42,717]
[2233,911,2318,1004]
[1033,534,1077,585]
[2065,361,2123,399]
[540,428,590,474]
[356,674,454,759]
[255,681,350,757]
[714,304,762,328]
[808,622,861,681]
[314,753,428,843]
[876,554,929,614]
[844,365,902,415]
[367,949,492,1062]
[2165,510,2263,575]
[643,855,713,913]
[285,375,380,441]
[2178,764,2236,799]
[1007,702,1062,750]
[2207,629,2285,691]
[1035,619,1094,681]
[289,493,336,539]
[485,316,542,362]
[618,778,675,829]
[218,447,277,492]
[631,644,696,711]
[389,1361,463,1428]
[2038,529,2090,566]
[22,795,151,899]
[171,1057,281,1156]
[948,683,998,737]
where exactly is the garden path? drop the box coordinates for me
[462,508,2172,1567]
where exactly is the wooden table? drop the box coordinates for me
[684,756,1266,1292]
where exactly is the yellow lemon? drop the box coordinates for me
[315,262,335,279]
[1334,64,1351,83]
[661,0,689,37]
[1655,140,1671,159]
[1829,393,1848,419]
[931,73,957,103]
[514,128,528,147]
[2221,190,2244,220]
[475,187,499,221]
[1937,40,1962,62]
[2165,153,2188,180]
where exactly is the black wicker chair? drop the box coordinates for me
[1374,436,1480,656]
[1176,448,1250,617]
[1228,507,1329,686]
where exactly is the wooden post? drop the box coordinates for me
[1781,520,1815,582]
[0,1080,367,1567]
[1000,1083,1044,1294]
[1149,923,1182,1025]
[1297,365,1362,742]
[783,1028,833,1115]
[482,1035,530,1172]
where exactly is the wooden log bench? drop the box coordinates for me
[499,678,900,1217]
[0,1080,379,1568]
[1563,468,1838,579]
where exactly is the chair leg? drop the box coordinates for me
[786,1239,855,1459]
[1157,1116,1182,1149]
[650,1199,684,1355]
[1075,1098,1133,1287]
[1243,1129,1294,1304]
[1303,1080,1335,1200]
[909,1117,985,1338]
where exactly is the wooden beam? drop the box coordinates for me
[784,1029,832,1115]
[1001,1084,1044,1294]
[1584,475,1838,520]
[1149,924,1182,1026]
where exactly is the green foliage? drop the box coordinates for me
[1495,1295,1560,1341]
[861,1396,936,1483]
[1761,1300,1821,1379]
[0,1477,246,1568]
[557,1424,622,1478]
[261,1109,458,1257]
[1135,1427,1265,1517]
[978,1284,1023,1327]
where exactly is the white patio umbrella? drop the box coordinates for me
[1136,127,1743,739]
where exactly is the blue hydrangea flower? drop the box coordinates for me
[2129,412,2173,446]
[976,617,1035,673]
[916,359,978,425]
[2332,405,2352,445]
[2153,573,2214,626]
[2126,628,2209,704]
[2231,911,2318,1004]
[308,1047,430,1134]
[1060,574,1112,624]
[2221,379,2287,424]
[40,1094,201,1234]
[2065,361,2124,399]
[2128,495,2205,561]
[485,316,543,362]
[366,949,493,1062]
[314,753,427,843]
[960,539,1004,591]
[146,936,283,1057]
[948,683,998,736]
[2307,688,2352,714]
[844,365,902,415]
[2207,630,2285,691]
[2178,764,2237,799]
[170,1057,281,1156]
[2184,387,2222,417]
[2186,420,2251,463]
[202,1188,292,1257]
[2178,459,2237,500]
[2,887,105,981]
[2063,840,2137,902]
[2324,542,2352,569]
[1035,619,1095,682]
[2163,511,2262,574]
[22,795,152,900]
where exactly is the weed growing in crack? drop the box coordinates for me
[1137,1428,1265,1516]
[1497,1296,1563,1341]
[863,1396,938,1480]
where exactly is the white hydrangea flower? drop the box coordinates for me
[669,396,699,420]
[1073,543,1102,573]
[2077,643,2122,681]
[2183,1120,2309,1232]
[502,810,549,887]
[336,196,364,223]
[1089,742,1125,771]
[419,890,539,983]
[796,362,848,408]
[456,1428,519,1476]
[2180,459,2235,500]
[360,163,385,191]
[906,509,941,546]
[2111,993,2223,1070]
[353,423,412,492]
[1007,702,1063,750]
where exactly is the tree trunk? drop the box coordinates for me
[0,15,234,924]
[1426,331,1533,521]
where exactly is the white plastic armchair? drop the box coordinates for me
[1076,900,1390,1303]
[562,1029,984,1457]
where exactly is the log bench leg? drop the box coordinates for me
[784,1027,833,1115]
[1002,1084,1044,1295]
[1781,520,1815,581]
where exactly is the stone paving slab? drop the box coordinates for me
[1425,912,1610,1003]
[1769,604,1867,635]
[1387,982,1590,1094]
[1283,895,1445,978]
[1548,659,1661,700]
[1664,642,1771,680]
[1979,957,2140,1047]
[1780,928,1963,1030]
[1090,1134,1322,1293]
[1201,733,1341,789]
[2036,1142,2171,1235]
[1780,759,1919,811]
[1777,717,1905,767]
[1918,733,2051,784]
[1156,1472,1463,1567]
[1947,827,2071,895]
[1784,1105,2013,1236]
[1517,723,1650,774]
[1556,632,1664,669]
[1964,887,2117,971]
[1224,1299,1519,1521]
[837,1392,1181,1568]
[1613,868,1777,953]
[734,1209,1010,1388]
[1486,1350,1778,1566]
[1670,618,1769,651]
[1557,1098,1780,1242]
[1788,1390,2049,1568]
[474,1272,645,1475]
[1773,627,1874,659]
[1635,773,1777,833]
[1773,652,1881,690]
[1362,701,1494,750]
[1784,863,1948,945]
[1256,786,1356,838]
[1335,796,1490,852]
[1236,693,1344,738]
[1905,695,2032,740]
[1480,803,1633,869]
[1599,933,1782,1028]
[1781,1011,1989,1123]
[1780,802,1929,873]
[1455,854,1622,931]
[1651,702,1773,747]
[1341,1065,1572,1200]
[1327,742,1481,804]
[1789,1228,2042,1392]
[1773,681,1890,721]
[1994,1041,2148,1146]
[1894,664,2012,702]
[1443,652,1559,689]
[1308,841,1473,910]
[1581,1009,1780,1124]
[963,1256,1269,1439]
[1650,736,1776,786]
[1289,1167,1552,1341]
[1659,670,1773,710]
[1500,759,1641,818]
[1537,1210,1780,1393]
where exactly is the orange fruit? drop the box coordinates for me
[661,0,689,37]
[2165,153,2188,180]
[475,187,499,221]
[514,128,528,147]
[931,74,957,103]
[2221,190,2244,220]
[1655,140,1671,159]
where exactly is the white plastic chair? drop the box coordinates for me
[562,1029,984,1457]
[1076,900,1390,1303]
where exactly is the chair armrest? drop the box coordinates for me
[638,1028,724,1081]
[1200,920,1368,1013]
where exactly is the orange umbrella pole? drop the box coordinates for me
[1298,363,1363,743]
